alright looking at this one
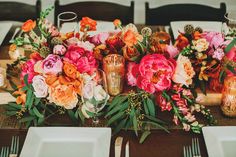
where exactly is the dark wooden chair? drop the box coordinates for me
[0,0,41,22]
[55,0,134,25]
[145,3,226,25]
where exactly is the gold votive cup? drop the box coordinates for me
[221,76,236,117]
[103,54,125,96]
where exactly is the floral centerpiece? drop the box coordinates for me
[2,8,236,143]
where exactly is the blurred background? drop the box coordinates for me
[0,0,236,24]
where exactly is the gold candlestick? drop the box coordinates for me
[221,76,236,117]
[103,54,125,96]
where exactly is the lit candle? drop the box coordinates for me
[103,54,125,96]
[221,76,236,117]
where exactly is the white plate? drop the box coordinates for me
[170,21,222,39]
[203,126,236,157]
[20,127,111,157]
[0,22,12,45]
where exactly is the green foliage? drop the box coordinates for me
[106,90,168,143]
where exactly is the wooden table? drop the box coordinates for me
[0,24,236,157]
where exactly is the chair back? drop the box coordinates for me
[145,3,226,25]
[0,0,41,22]
[55,0,134,25]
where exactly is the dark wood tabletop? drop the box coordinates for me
[0,24,236,157]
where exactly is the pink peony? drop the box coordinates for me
[64,45,97,74]
[21,59,37,84]
[202,31,224,49]
[42,54,63,75]
[138,54,176,92]
[136,76,155,94]
[165,45,179,58]
[53,45,66,55]
[126,62,139,86]
[90,32,110,45]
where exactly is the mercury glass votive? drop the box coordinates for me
[103,54,125,96]
[221,76,236,117]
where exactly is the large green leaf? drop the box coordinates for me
[133,114,138,136]
[107,112,125,126]
[113,118,127,134]
[143,121,169,133]
[143,99,149,115]
[108,95,128,111]
[146,98,156,117]
[225,38,236,53]
[5,111,17,116]
[67,109,78,124]
[145,115,167,125]
[33,107,44,118]
[105,101,128,118]
[139,130,151,144]
[7,102,22,110]
[25,90,33,109]
[19,116,36,123]
[23,74,29,87]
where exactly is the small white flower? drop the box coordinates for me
[32,75,48,98]
[82,81,95,100]
[94,85,109,102]
[77,41,95,51]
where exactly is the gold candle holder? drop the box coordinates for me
[103,54,125,96]
[221,76,236,117]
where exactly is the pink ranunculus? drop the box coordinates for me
[202,31,224,49]
[42,54,63,75]
[165,45,179,58]
[127,62,139,86]
[90,32,110,45]
[156,94,172,111]
[64,45,97,74]
[21,59,37,84]
[136,76,155,94]
[138,54,176,92]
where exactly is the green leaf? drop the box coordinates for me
[22,86,29,91]
[113,118,127,134]
[5,111,17,116]
[145,115,167,125]
[105,102,128,118]
[143,99,149,115]
[33,107,44,118]
[8,79,18,90]
[67,109,78,124]
[139,130,151,144]
[219,70,226,83]
[146,98,156,117]
[38,117,45,125]
[107,112,125,126]
[25,90,33,109]
[19,116,36,123]
[143,121,169,133]
[225,38,236,53]
[108,95,128,111]
[78,110,85,124]
[34,98,41,106]
[23,74,29,87]
[133,114,138,136]
[7,102,22,110]
[227,64,236,74]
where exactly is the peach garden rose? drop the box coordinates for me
[48,80,78,109]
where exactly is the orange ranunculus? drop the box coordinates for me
[45,75,58,86]
[21,19,36,32]
[193,31,202,40]
[123,29,143,47]
[175,34,189,50]
[48,80,78,109]
[13,88,26,105]
[80,17,97,32]
[63,61,80,79]
[113,19,122,27]
[58,75,82,95]
[123,46,140,61]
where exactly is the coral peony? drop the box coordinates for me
[127,62,139,86]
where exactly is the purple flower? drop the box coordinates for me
[42,54,63,74]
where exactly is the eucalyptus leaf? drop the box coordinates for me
[146,98,156,117]
[113,118,127,134]
[143,121,169,133]
[107,112,125,126]
[33,107,44,118]
[19,116,36,123]
[133,114,138,136]
[139,130,151,144]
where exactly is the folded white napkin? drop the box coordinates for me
[0,22,13,45]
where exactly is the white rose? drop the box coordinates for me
[93,85,109,102]
[0,67,6,87]
[192,38,209,52]
[82,81,95,100]
[32,75,48,98]
[77,41,95,51]
[172,55,195,86]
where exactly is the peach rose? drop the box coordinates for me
[192,38,209,52]
[172,54,195,86]
[22,19,36,32]
[48,81,78,109]
[122,24,143,47]
[63,61,80,79]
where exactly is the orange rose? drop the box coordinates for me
[21,20,36,32]
[193,31,201,40]
[123,29,143,47]
[175,34,189,50]
[113,19,122,27]
[123,46,140,61]
[63,61,80,79]
[48,80,78,109]
[80,17,97,32]
[9,44,17,52]
[45,75,58,86]
[58,75,82,95]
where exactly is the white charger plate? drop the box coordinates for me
[203,126,236,157]
[170,21,222,39]
[20,127,111,157]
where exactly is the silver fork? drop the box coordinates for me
[0,147,9,157]
[10,136,19,157]
[183,145,193,157]
[192,138,201,157]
